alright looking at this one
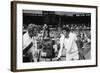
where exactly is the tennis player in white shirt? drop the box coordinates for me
[57,27,79,61]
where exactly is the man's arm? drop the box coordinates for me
[57,35,64,59]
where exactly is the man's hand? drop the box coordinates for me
[55,57,61,61]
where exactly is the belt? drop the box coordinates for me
[68,50,79,54]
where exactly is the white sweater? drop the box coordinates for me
[57,32,79,60]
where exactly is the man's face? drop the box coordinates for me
[62,30,69,37]
[28,28,38,37]
[33,28,38,36]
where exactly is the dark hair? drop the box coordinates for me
[62,27,70,33]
